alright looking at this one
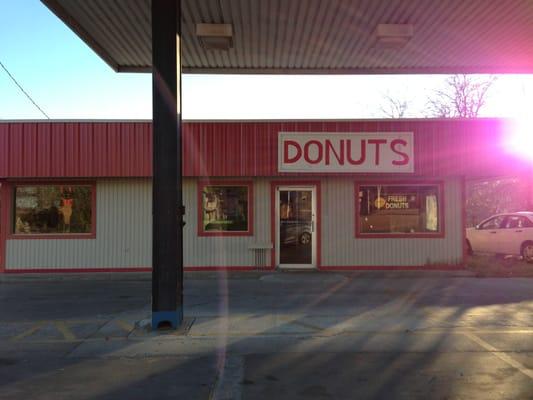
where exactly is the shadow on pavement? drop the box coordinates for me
[1,272,532,399]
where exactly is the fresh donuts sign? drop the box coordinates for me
[278,132,414,173]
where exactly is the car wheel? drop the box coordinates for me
[521,241,533,264]
[466,240,473,256]
[299,232,311,245]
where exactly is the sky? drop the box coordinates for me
[1,1,533,121]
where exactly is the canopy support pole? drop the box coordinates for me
[151,0,183,330]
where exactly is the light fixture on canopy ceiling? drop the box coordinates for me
[374,23,414,49]
[196,23,233,51]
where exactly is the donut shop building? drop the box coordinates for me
[0,118,527,273]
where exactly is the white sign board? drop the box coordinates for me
[278,132,414,173]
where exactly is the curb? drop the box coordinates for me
[0,269,476,283]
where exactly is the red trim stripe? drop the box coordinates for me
[183,266,268,271]
[354,180,446,238]
[6,181,97,240]
[4,267,152,274]
[2,266,268,274]
[0,181,8,272]
[319,265,465,271]
[197,180,255,237]
[270,180,322,270]
[3,264,465,274]
[461,176,468,265]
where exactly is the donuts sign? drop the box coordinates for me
[278,132,414,173]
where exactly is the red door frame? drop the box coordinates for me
[270,180,322,270]
[0,181,10,272]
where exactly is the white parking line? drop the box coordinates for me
[209,355,244,400]
[463,332,533,380]
[114,320,134,333]
[54,321,76,341]
[12,322,44,341]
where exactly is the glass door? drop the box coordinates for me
[276,187,316,269]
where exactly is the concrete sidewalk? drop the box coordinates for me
[0,272,532,399]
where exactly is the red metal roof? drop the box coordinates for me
[0,119,529,179]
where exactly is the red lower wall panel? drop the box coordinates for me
[3,266,259,273]
[0,182,11,272]
[319,265,465,271]
[3,265,465,273]
[4,268,153,274]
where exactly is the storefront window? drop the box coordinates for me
[357,184,441,236]
[13,185,93,235]
[201,185,250,234]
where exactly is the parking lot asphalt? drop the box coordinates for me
[0,271,532,399]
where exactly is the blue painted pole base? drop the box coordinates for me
[152,309,183,330]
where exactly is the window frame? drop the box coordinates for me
[501,215,518,229]
[354,181,445,239]
[197,180,254,237]
[501,215,533,229]
[521,217,533,228]
[479,215,506,230]
[8,181,97,240]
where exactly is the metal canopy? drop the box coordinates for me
[42,0,533,74]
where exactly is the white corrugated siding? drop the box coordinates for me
[321,178,463,266]
[6,177,461,270]
[184,178,271,267]
[6,178,271,270]
[6,180,152,270]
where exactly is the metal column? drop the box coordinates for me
[151,0,183,329]
[529,165,533,210]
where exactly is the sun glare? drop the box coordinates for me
[505,117,533,161]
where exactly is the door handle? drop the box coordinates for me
[515,230,523,233]
[311,221,315,232]
[489,231,497,234]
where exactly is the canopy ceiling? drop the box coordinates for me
[42,0,533,74]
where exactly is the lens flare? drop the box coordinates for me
[505,118,533,161]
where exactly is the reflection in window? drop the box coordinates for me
[202,186,249,232]
[503,216,533,229]
[279,191,312,221]
[358,185,440,234]
[14,185,93,234]
[480,216,505,230]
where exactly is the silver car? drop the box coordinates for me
[280,220,313,245]
[466,212,533,263]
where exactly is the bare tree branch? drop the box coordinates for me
[380,93,409,118]
[426,74,497,118]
